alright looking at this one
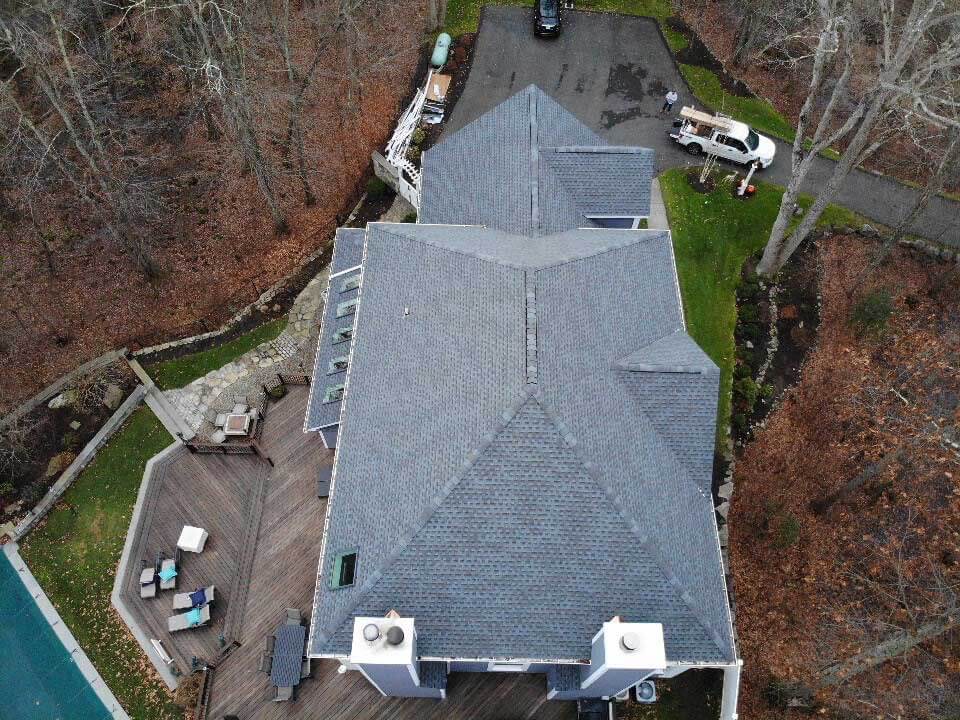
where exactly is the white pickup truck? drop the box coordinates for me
[669,107,776,168]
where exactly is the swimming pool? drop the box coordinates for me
[0,549,114,720]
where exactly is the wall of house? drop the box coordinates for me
[357,663,443,699]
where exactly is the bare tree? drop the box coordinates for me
[757,0,960,277]
[0,0,164,275]
[819,515,959,689]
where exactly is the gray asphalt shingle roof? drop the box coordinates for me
[419,86,654,235]
[308,223,734,664]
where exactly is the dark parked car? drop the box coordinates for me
[534,0,561,37]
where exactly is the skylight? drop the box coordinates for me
[328,356,349,375]
[330,551,357,589]
[340,274,361,293]
[336,298,359,318]
[322,384,345,403]
[332,326,353,344]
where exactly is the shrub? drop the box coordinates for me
[0,481,15,500]
[267,384,287,400]
[411,128,426,147]
[401,212,418,223]
[20,480,47,507]
[738,304,759,324]
[406,146,421,163]
[734,376,759,410]
[775,514,801,548]
[763,678,812,709]
[62,431,81,449]
[365,176,389,199]
[732,412,750,436]
[851,288,893,336]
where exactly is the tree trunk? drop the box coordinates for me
[819,616,959,687]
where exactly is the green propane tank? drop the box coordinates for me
[431,33,452,68]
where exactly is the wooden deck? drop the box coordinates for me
[125,385,574,720]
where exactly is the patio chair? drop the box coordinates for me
[285,608,302,625]
[139,567,157,599]
[273,685,293,703]
[167,604,211,632]
[265,635,276,655]
[158,558,177,591]
[300,657,312,680]
[172,585,215,610]
[214,413,228,428]
[258,652,273,674]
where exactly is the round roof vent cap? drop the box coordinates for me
[620,631,641,652]
[386,626,405,646]
[362,623,380,642]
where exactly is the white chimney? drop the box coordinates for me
[580,620,667,698]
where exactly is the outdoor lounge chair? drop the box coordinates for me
[265,635,276,655]
[139,567,157,599]
[158,558,177,590]
[259,652,273,674]
[172,585,215,610]
[300,657,312,680]
[167,604,211,632]
[285,608,301,625]
[273,685,293,702]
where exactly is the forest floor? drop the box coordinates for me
[0,15,424,417]
[730,236,960,719]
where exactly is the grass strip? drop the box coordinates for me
[145,318,286,390]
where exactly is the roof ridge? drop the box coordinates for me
[614,329,719,374]
[545,145,653,154]
[531,229,672,271]
[534,391,730,656]
[313,388,538,649]
[368,223,527,268]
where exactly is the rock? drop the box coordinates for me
[272,304,281,312]
[69,420,81,431]
[792,204,804,217]
[859,223,879,237]
[841,225,855,235]
[102,383,124,410]
[745,340,754,350]
[718,482,734,500]
[716,501,730,520]
[3,500,22,515]
[45,451,77,479]
[718,525,729,545]
[48,390,76,409]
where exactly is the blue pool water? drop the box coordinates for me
[0,551,113,720]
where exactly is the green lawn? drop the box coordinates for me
[678,64,794,142]
[661,168,865,443]
[145,318,286,390]
[20,408,181,720]
[444,0,687,49]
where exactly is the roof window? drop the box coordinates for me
[340,274,361,293]
[336,298,359,318]
[328,356,349,375]
[332,326,353,344]
[322,384,345,404]
[330,551,357,589]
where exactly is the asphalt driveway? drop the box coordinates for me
[447,6,960,248]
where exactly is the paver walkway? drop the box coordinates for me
[449,6,960,248]
[163,268,329,435]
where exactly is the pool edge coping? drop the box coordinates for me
[2,542,132,720]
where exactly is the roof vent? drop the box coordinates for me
[363,623,381,643]
[620,632,641,652]
[386,626,405,646]
[403,306,410,316]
